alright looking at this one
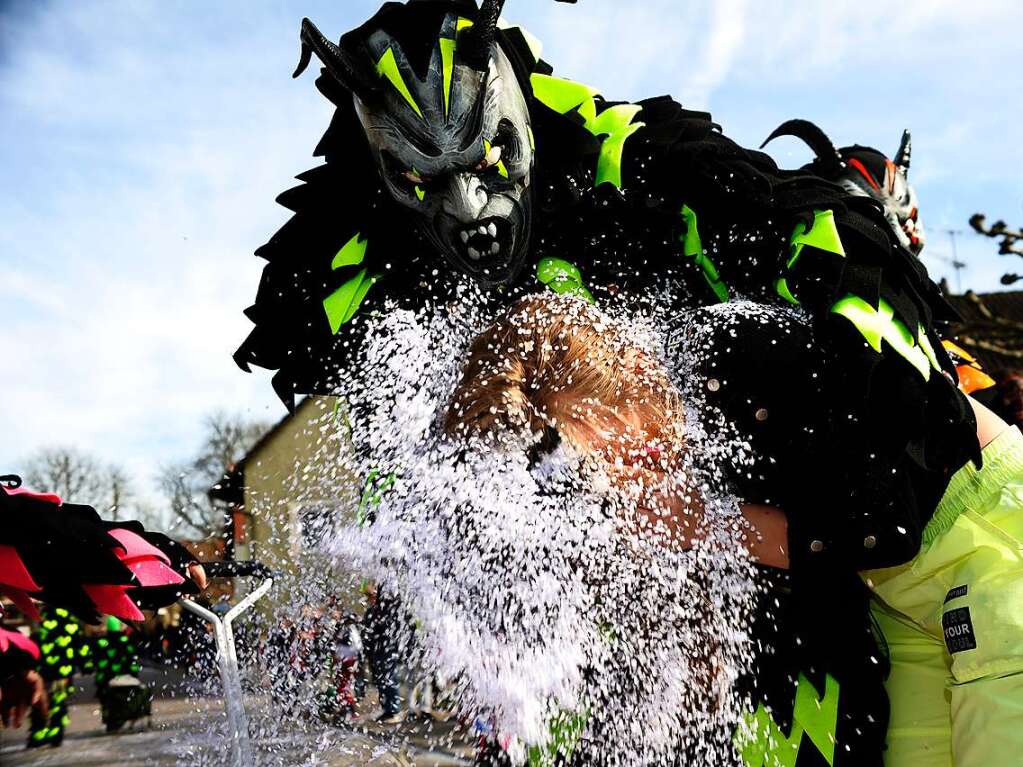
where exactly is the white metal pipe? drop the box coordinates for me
[180,579,273,767]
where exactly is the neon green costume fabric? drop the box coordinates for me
[29,606,92,747]
[93,628,141,689]
[865,426,1023,767]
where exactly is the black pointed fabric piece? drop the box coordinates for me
[0,488,200,624]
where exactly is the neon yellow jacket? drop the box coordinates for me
[865,426,1023,767]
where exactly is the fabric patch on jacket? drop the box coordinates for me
[942,607,977,654]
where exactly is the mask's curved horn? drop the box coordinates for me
[894,129,911,176]
[293,18,379,101]
[461,0,507,71]
[761,119,844,175]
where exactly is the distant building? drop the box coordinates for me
[946,290,1023,428]
[946,290,1023,378]
[210,396,363,613]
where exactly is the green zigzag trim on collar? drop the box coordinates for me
[680,204,729,302]
[536,257,595,303]
[775,209,846,305]
[323,233,380,334]
[736,673,839,767]
[331,231,368,269]
[789,209,845,269]
[529,73,644,190]
[831,294,939,380]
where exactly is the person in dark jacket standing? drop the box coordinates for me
[363,582,408,724]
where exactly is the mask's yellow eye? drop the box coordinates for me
[402,169,428,200]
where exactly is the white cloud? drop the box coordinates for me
[679,0,748,107]
[514,0,732,105]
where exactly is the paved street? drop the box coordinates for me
[0,667,475,766]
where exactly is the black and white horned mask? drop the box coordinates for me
[294,1,535,287]
[764,120,925,255]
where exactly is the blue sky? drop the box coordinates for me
[2,0,1021,506]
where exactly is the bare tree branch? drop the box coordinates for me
[156,413,270,539]
[20,414,270,540]
[21,448,142,522]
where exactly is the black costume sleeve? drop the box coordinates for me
[626,98,979,571]
[781,204,977,571]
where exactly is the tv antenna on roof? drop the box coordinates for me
[925,229,967,293]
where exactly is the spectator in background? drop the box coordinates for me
[315,601,364,724]
[1,670,47,730]
[93,616,141,691]
[362,582,408,725]
[28,606,92,748]
[0,628,47,730]
[266,615,302,710]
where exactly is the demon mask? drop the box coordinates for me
[763,120,925,255]
[294,0,535,287]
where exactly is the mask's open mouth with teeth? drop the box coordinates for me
[457,217,513,272]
